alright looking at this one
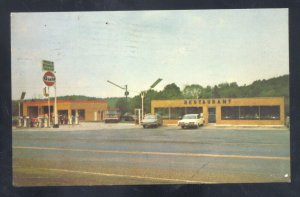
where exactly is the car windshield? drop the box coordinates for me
[183,115,197,119]
[144,115,156,119]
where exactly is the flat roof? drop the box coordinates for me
[23,100,107,105]
[152,97,285,101]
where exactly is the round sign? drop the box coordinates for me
[43,71,56,86]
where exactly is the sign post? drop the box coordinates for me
[43,87,50,127]
[43,71,58,127]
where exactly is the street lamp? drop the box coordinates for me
[107,80,129,100]
[141,78,162,118]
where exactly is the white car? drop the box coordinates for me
[178,114,204,129]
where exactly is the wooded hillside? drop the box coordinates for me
[12,75,289,116]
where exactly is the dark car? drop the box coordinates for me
[123,112,137,121]
[141,114,162,128]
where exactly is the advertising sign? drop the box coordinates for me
[43,71,56,86]
[42,60,54,71]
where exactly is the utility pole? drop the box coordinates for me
[107,80,129,100]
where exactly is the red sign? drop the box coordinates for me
[43,71,56,86]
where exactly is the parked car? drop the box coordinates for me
[103,110,121,123]
[141,114,162,128]
[123,112,137,121]
[178,114,204,129]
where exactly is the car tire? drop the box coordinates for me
[181,126,185,129]
[143,125,146,128]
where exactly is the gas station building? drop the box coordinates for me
[22,99,108,122]
[151,97,286,125]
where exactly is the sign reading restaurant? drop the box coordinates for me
[184,99,232,105]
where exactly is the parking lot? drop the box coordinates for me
[13,123,290,186]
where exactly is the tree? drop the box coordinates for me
[129,95,141,112]
[158,83,182,99]
[218,82,240,98]
[202,86,212,98]
[143,89,159,114]
[182,84,204,99]
[212,85,220,98]
[115,98,130,114]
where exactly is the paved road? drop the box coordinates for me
[12,124,290,186]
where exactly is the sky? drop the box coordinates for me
[11,9,289,100]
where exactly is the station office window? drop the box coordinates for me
[78,109,85,120]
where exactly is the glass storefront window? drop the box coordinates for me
[221,106,280,120]
[239,106,259,120]
[260,106,280,120]
[155,107,203,120]
[186,107,203,114]
[221,107,239,120]
[156,105,281,121]
[170,108,185,119]
[154,108,169,119]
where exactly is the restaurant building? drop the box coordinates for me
[151,97,285,125]
[22,99,108,122]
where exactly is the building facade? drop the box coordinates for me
[22,99,108,121]
[151,97,285,125]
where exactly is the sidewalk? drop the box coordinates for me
[12,122,140,132]
[208,123,287,129]
[12,122,288,131]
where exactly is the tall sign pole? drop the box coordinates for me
[42,60,57,127]
[48,86,51,127]
[43,70,57,127]
[44,87,50,127]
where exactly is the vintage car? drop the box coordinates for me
[103,110,121,123]
[141,114,162,128]
[178,114,204,129]
[122,112,137,121]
